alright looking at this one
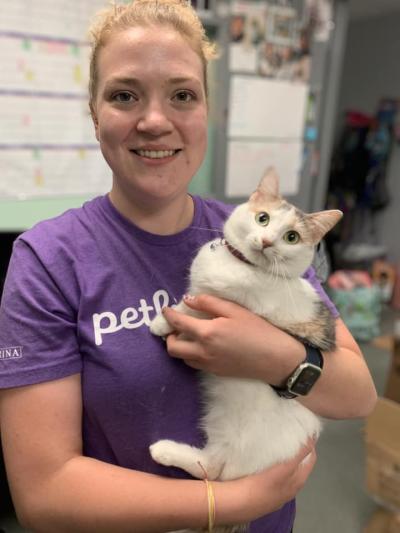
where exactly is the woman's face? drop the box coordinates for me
[92,26,208,208]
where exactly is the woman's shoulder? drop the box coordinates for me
[17,196,105,254]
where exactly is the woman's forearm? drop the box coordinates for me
[20,456,222,533]
[298,345,377,419]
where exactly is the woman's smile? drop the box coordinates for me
[130,146,183,165]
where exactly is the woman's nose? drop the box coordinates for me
[136,101,173,136]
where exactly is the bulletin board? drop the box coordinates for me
[213,0,340,207]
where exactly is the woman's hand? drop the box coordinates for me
[215,439,317,525]
[162,294,306,384]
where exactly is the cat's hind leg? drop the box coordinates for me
[149,440,223,480]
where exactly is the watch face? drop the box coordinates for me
[290,365,321,395]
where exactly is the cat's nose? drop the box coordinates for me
[262,239,273,249]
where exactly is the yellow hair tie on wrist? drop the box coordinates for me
[198,462,215,532]
[204,478,215,533]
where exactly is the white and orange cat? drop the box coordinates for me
[150,168,342,533]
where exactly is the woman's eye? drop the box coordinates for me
[173,91,194,103]
[283,231,300,244]
[255,212,270,226]
[113,92,135,103]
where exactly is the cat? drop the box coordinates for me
[149,167,343,533]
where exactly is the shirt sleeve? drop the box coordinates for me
[0,238,82,389]
[303,266,340,319]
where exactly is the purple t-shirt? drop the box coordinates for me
[0,195,338,532]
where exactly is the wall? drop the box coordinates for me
[335,11,400,263]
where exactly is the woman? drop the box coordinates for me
[0,1,376,532]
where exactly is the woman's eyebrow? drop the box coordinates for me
[104,76,141,89]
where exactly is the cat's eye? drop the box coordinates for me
[255,212,270,226]
[283,231,300,244]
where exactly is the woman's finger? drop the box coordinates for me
[182,294,243,319]
[165,333,201,360]
[162,306,206,339]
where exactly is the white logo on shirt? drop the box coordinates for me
[92,289,170,346]
[0,346,23,360]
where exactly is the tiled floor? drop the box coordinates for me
[0,309,395,533]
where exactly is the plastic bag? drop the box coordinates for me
[328,285,381,342]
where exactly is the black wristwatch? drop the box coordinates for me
[272,345,324,399]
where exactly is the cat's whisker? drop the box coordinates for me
[272,257,280,286]
[271,258,280,288]
[269,256,276,284]
[191,226,224,234]
[280,261,301,316]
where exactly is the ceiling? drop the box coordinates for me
[349,0,400,19]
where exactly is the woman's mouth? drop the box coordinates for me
[132,149,181,159]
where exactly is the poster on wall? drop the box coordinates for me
[258,4,311,83]
[229,0,334,82]
[303,0,334,42]
[229,1,268,73]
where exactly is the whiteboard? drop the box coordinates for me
[0,0,111,200]
[228,75,308,139]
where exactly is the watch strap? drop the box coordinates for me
[272,344,324,399]
[304,344,324,369]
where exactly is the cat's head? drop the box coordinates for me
[223,167,342,278]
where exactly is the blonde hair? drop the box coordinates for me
[88,0,218,107]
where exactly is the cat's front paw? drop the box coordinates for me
[149,313,173,337]
[150,439,181,468]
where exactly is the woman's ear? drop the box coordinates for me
[90,103,100,141]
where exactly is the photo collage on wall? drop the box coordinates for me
[229,0,333,83]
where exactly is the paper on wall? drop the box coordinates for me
[225,140,303,198]
[228,75,308,139]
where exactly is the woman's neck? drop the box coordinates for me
[108,189,194,235]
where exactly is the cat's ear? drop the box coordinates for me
[306,209,343,242]
[250,167,280,203]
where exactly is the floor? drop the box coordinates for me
[0,309,395,533]
[295,320,393,533]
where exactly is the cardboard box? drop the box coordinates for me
[385,326,400,404]
[365,397,400,511]
[364,509,400,533]
[385,358,400,404]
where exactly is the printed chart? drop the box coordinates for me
[0,0,112,198]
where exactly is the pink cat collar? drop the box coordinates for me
[225,240,255,266]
